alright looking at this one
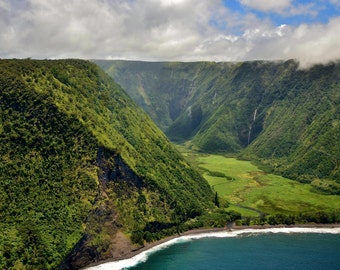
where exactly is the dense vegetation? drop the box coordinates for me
[0,59,215,269]
[96,60,340,194]
[2,58,338,269]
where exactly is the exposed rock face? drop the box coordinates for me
[97,147,143,189]
[59,207,136,270]
[58,235,95,270]
[59,148,143,269]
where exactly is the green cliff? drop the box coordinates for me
[0,59,213,269]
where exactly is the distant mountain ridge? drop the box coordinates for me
[96,60,340,193]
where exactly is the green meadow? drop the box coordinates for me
[180,149,340,217]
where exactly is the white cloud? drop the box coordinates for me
[0,0,339,68]
[330,0,340,7]
[239,0,292,12]
[288,2,318,17]
[159,0,189,6]
[241,17,340,68]
[0,0,223,59]
[0,0,9,11]
[238,0,318,17]
[287,18,340,67]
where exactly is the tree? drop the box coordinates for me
[214,192,220,208]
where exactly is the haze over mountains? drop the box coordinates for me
[96,59,340,194]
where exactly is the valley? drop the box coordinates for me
[97,60,340,195]
[2,1,340,269]
[0,59,339,270]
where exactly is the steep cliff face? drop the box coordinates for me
[97,60,340,191]
[0,59,213,269]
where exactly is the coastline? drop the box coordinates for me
[84,223,340,269]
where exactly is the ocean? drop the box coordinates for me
[86,228,340,270]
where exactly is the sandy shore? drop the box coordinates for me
[84,223,340,269]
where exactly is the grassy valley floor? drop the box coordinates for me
[177,147,340,218]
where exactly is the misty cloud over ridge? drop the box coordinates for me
[1,0,339,68]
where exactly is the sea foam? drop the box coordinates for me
[85,227,340,270]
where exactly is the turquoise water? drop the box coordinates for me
[127,233,340,270]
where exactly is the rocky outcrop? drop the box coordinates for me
[96,147,143,189]
[59,148,144,269]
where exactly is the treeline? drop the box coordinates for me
[237,210,340,226]
[131,209,242,245]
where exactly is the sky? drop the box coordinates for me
[1,0,340,68]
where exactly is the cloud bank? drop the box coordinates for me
[0,0,339,68]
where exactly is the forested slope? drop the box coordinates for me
[0,59,214,269]
[96,60,340,194]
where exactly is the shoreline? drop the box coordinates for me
[84,223,340,269]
